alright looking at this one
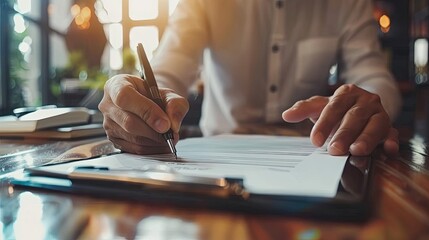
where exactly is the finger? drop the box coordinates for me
[311,93,356,147]
[104,108,180,145]
[104,111,181,154]
[103,115,165,145]
[163,89,189,133]
[104,117,173,155]
[282,96,328,123]
[102,98,166,142]
[327,105,378,155]
[109,136,171,155]
[106,75,171,133]
[383,128,399,156]
[347,113,390,156]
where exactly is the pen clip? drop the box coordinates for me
[136,43,162,100]
[137,44,156,85]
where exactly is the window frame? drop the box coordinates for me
[0,0,53,115]
[0,0,172,115]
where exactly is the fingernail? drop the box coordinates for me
[314,132,325,146]
[285,106,298,113]
[329,141,345,154]
[155,119,169,132]
[351,141,367,154]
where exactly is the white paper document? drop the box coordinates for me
[40,135,348,197]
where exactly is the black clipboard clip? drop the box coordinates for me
[23,166,250,200]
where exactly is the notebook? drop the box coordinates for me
[0,107,95,133]
[0,123,105,139]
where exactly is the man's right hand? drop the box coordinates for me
[98,74,189,155]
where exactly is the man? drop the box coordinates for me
[98,0,402,156]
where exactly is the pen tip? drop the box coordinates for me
[166,138,177,160]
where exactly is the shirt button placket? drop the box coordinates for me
[272,44,279,53]
[266,0,284,122]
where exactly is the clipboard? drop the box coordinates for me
[8,154,374,221]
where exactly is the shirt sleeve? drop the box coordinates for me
[151,0,208,97]
[338,0,402,120]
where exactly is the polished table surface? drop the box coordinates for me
[1,126,429,240]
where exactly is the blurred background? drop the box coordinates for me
[0,0,427,133]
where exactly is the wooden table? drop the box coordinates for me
[1,129,429,240]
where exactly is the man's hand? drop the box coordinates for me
[282,84,398,156]
[98,74,189,154]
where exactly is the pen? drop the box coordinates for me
[136,43,177,159]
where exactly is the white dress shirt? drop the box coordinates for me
[151,0,402,136]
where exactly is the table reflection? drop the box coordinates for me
[13,192,46,240]
[0,183,74,240]
[135,216,199,240]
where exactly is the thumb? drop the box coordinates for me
[282,96,329,123]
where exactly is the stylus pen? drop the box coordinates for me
[136,43,177,159]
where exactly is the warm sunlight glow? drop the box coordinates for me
[100,0,179,71]
[169,0,180,15]
[70,4,80,17]
[415,38,428,67]
[129,0,158,20]
[136,216,199,240]
[75,15,84,25]
[379,15,390,28]
[81,7,91,19]
[98,0,122,23]
[73,6,91,30]
[110,48,123,70]
[109,23,123,49]
[379,14,390,33]
[130,26,159,61]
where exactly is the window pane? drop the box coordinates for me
[130,26,159,61]
[129,0,158,20]
[50,35,69,70]
[96,0,122,23]
[10,19,42,107]
[108,23,123,50]
[110,48,123,70]
[49,0,73,32]
[50,33,70,105]
[107,23,123,70]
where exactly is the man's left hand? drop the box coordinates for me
[282,84,399,156]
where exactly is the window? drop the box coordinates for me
[0,0,179,114]
[98,0,179,70]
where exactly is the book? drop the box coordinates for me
[0,123,106,139]
[87,109,103,123]
[0,107,92,133]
